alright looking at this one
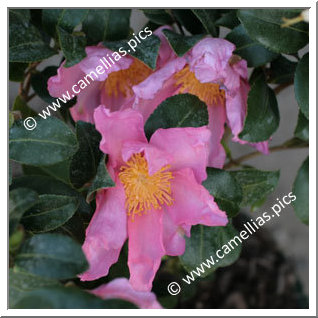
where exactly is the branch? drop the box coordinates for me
[224,138,308,169]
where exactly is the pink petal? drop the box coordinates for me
[90,278,162,309]
[149,127,211,183]
[94,107,147,174]
[79,186,127,281]
[207,103,226,168]
[128,210,165,292]
[166,168,228,227]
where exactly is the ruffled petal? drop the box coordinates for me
[154,25,175,67]
[128,210,165,292]
[90,278,162,309]
[94,107,147,174]
[166,168,228,227]
[149,127,211,183]
[79,186,127,281]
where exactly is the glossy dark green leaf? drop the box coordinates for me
[9,9,56,62]
[22,194,79,233]
[294,53,309,119]
[226,25,278,67]
[191,9,220,37]
[9,117,78,166]
[15,233,88,279]
[12,95,37,118]
[215,10,240,29]
[104,34,161,70]
[144,93,208,139]
[9,188,38,236]
[142,9,173,25]
[57,27,87,67]
[87,155,115,202]
[180,224,242,277]
[239,74,279,142]
[70,122,102,189]
[31,66,58,103]
[42,9,89,37]
[9,269,60,308]
[11,175,91,215]
[9,62,28,82]
[83,9,131,44]
[230,169,280,208]
[162,29,204,57]
[203,168,243,218]
[13,285,136,309]
[38,160,71,184]
[294,110,309,141]
[292,157,309,225]
[268,55,297,84]
[237,9,308,54]
[172,9,205,34]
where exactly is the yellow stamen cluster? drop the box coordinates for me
[174,66,225,106]
[105,59,152,98]
[118,153,174,220]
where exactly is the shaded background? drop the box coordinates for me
[9,9,309,307]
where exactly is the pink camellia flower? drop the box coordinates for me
[89,278,162,309]
[132,37,269,168]
[79,107,228,291]
[47,26,174,123]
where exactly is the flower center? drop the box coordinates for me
[118,153,174,219]
[174,66,225,106]
[105,59,152,98]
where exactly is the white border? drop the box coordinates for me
[3,1,316,316]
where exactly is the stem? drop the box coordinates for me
[224,139,308,169]
[274,81,293,95]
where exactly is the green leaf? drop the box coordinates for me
[9,188,38,236]
[104,34,161,70]
[294,110,309,141]
[42,9,89,37]
[144,93,208,139]
[11,175,91,215]
[226,25,278,67]
[83,9,131,44]
[38,160,71,184]
[230,169,280,208]
[13,285,136,309]
[191,9,220,37]
[15,233,88,279]
[268,55,297,84]
[292,157,309,225]
[179,224,242,277]
[172,9,206,34]
[9,62,28,82]
[215,10,240,29]
[202,168,243,218]
[9,269,60,308]
[9,9,56,62]
[21,194,79,233]
[237,9,308,54]
[70,121,102,189]
[294,53,309,119]
[12,95,37,118]
[57,27,87,67]
[9,160,13,185]
[31,66,58,103]
[239,73,279,142]
[142,9,173,25]
[162,29,204,57]
[9,117,78,166]
[87,155,115,202]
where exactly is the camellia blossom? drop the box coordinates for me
[47,26,174,123]
[89,278,162,309]
[79,107,228,291]
[132,36,269,168]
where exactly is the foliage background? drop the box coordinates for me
[9,8,309,309]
